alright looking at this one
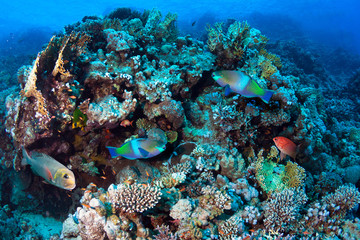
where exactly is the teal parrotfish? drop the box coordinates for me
[106,128,168,160]
[212,70,275,103]
[22,147,76,190]
[106,138,167,159]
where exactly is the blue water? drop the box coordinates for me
[1,0,360,55]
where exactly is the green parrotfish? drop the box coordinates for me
[212,70,275,103]
[106,138,167,159]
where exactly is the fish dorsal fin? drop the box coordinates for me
[224,85,232,96]
[139,147,149,157]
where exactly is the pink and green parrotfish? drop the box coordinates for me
[106,138,167,160]
[212,70,275,104]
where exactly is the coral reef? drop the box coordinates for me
[0,7,359,240]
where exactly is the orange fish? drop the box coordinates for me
[120,119,133,127]
[273,136,297,160]
[82,203,91,208]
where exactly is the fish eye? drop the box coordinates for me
[63,174,69,179]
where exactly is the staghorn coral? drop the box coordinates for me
[264,188,308,232]
[342,218,360,240]
[218,215,243,240]
[63,182,162,239]
[321,184,360,220]
[240,205,261,226]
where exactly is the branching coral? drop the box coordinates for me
[107,183,162,213]
[282,161,306,189]
[198,185,232,219]
[322,184,360,220]
[206,20,268,68]
[218,215,243,240]
[153,224,178,240]
[264,188,308,232]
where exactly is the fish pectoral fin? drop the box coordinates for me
[45,167,54,182]
[224,85,232,96]
[138,148,150,157]
[280,152,286,160]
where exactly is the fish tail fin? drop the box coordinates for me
[106,146,121,158]
[260,90,275,104]
[21,146,30,166]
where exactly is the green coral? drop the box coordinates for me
[255,150,306,194]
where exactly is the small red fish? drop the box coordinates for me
[82,203,91,208]
[120,119,133,127]
[273,136,297,160]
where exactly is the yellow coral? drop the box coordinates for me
[160,12,177,29]
[22,53,40,98]
[52,36,72,78]
[281,161,306,189]
[260,48,282,69]
[52,33,90,80]
[260,59,277,79]
[206,22,224,51]
[20,53,49,117]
